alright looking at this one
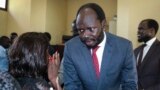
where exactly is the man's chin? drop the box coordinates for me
[138,39,143,43]
[81,39,97,48]
[85,42,95,48]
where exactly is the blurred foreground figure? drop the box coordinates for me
[9,32,61,90]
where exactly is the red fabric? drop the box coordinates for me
[92,46,100,78]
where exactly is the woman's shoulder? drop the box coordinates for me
[0,71,21,90]
[17,77,50,90]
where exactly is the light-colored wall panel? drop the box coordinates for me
[0,11,7,36]
[30,0,47,32]
[7,0,31,35]
[45,0,67,44]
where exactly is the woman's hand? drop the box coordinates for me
[48,52,62,90]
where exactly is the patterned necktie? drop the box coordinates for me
[138,44,146,68]
[92,46,100,78]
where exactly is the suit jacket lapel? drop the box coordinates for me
[80,42,98,82]
[135,46,142,60]
[98,33,114,88]
[140,39,159,70]
[100,37,113,78]
[135,45,145,67]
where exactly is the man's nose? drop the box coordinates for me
[82,29,91,36]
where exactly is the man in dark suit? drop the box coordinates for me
[134,19,160,90]
[63,3,137,90]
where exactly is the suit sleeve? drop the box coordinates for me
[121,41,138,90]
[63,45,83,90]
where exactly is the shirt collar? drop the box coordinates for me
[98,31,106,47]
[146,37,156,46]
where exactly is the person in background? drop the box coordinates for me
[0,36,10,71]
[10,32,18,44]
[134,19,160,90]
[63,3,137,90]
[9,32,62,90]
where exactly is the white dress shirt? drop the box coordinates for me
[138,37,156,63]
[91,31,106,71]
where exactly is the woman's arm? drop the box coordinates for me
[48,52,62,90]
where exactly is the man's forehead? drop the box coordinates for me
[77,10,97,21]
[139,21,148,27]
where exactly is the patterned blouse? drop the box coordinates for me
[0,70,21,90]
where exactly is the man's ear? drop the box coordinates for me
[101,19,107,31]
[150,28,156,36]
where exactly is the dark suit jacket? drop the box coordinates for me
[134,39,160,90]
[63,32,137,90]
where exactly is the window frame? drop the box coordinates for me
[0,0,8,11]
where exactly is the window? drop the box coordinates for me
[0,0,8,11]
